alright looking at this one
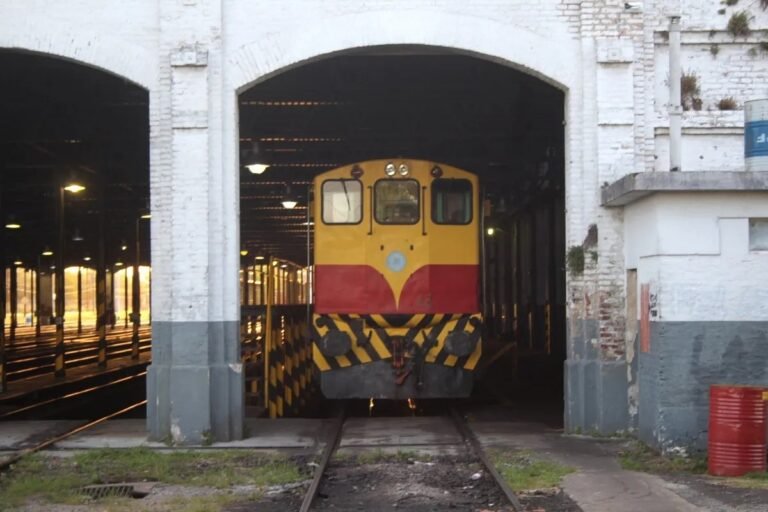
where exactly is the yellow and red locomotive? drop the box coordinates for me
[311,159,482,399]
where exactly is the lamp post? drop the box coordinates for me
[54,180,86,378]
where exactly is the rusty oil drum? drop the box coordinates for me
[708,385,767,476]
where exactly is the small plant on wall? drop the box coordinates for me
[717,97,738,110]
[681,71,702,111]
[710,43,720,57]
[727,11,751,38]
[566,246,585,276]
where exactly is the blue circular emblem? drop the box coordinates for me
[386,251,406,272]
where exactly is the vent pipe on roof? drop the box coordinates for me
[669,16,682,172]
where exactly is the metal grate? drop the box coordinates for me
[79,483,147,500]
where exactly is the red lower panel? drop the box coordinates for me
[399,265,479,313]
[315,265,396,313]
[315,264,479,314]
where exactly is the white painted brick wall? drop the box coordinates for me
[626,193,768,322]
[3,0,764,361]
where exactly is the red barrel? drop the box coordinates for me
[708,385,767,476]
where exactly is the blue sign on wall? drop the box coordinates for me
[745,120,768,158]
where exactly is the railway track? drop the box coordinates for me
[2,327,151,382]
[300,406,523,512]
[0,399,147,473]
[0,369,147,420]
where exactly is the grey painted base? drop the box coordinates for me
[147,321,244,445]
[565,358,629,435]
[564,317,630,435]
[639,321,768,453]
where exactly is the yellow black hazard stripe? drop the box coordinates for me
[266,318,316,419]
[311,313,482,372]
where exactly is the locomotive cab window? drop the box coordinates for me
[432,179,472,224]
[375,179,420,224]
[322,179,362,224]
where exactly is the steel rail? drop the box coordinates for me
[450,408,524,512]
[0,400,147,473]
[0,370,148,419]
[299,408,346,512]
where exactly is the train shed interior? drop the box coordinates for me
[0,50,151,346]
[239,48,566,413]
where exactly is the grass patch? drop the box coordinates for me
[490,450,574,491]
[0,448,303,510]
[618,441,706,474]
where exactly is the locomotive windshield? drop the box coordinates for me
[432,179,472,224]
[374,179,420,224]
[322,179,362,224]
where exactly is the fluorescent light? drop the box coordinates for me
[246,164,269,175]
[5,222,20,229]
[83,256,92,262]
[281,199,298,209]
[42,248,54,256]
[141,213,151,219]
[255,255,266,261]
[13,260,22,266]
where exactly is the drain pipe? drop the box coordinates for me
[669,15,682,172]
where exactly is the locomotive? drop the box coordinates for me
[310,159,482,399]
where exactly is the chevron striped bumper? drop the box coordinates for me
[310,313,482,398]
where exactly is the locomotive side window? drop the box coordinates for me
[322,179,362,224]
[432,179,472,224]
[374,180,420,225]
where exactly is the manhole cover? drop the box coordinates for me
[80,483,150,499]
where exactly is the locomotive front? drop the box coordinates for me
[311,160,482,399]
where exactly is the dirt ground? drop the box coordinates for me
[233,455,582,512]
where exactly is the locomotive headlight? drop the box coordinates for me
[444,330,477,357]
[385,162,397,176]
[320,331,352,357]
[398,163,409,176]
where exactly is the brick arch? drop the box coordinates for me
[228,10,577,93]
[0,26,155,90]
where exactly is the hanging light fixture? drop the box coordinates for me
[42,246,54,257]
[246,163,269,175]
[281,183,298,209]
[4,215,21,229]
[240,249,249,256]
[63,182,86,193]
[72,228,84,242]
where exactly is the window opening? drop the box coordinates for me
[374,179,420,225]
[432,179,472,224]
[322,179,362,224]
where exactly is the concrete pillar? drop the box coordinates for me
[147,0,243,445]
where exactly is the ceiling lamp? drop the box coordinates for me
[141,212,152,220]
[42,247,54,257]
[5,216,21,229]
[240,249,249,256]
[64,182,86,193]
[72,228,84,242]
[281,183,298,209]
[246,163,269,175]
[13,260,23,266]
[255,255,266,261]
[83,255,92,262]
